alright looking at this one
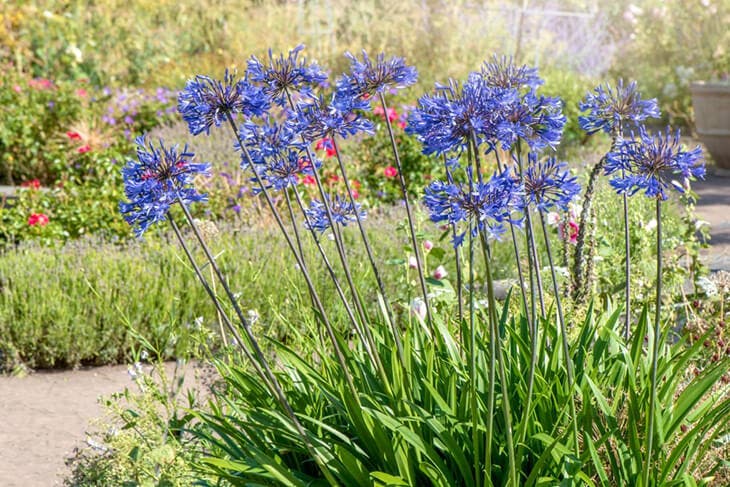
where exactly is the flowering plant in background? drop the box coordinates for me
[27,212,49,226]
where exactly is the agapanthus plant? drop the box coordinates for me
[335,51,418,103]
[579,79,660,135]
[250,151,321,193]
[119,136,210,236]
[304,194,365,232]
[480,54,543,90]
[522,153,581,212]
[178,71,270,136]
[295,94,374,141]
[423,168,524,247]
[605,126,705,200]
[247,44,328,106]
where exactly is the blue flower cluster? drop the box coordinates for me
[177,71,270,136]
[423,169,524,247]
[522,153,581,212]
[335,51,418,102]
[247,45,328,106]
[120,136,210,236]
[407,60,565,156]
[579,80,660,135]
[304,195,366,233]
[294,95,374,142]
[605,126,704,200]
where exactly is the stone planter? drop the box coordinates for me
[691,81,730,169]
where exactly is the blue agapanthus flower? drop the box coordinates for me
[481,54,543,90]
[249,150,321,193]
[178,71,270,136]
[295,95,374,142]
[423,168,524,247]
[522,153,581,212]
[335,51,418,103]
[119,136,210,236]
[237,117,304,165]
[247,44,328,106]
[304,195,365,232]
[579,80,660,135]
[605,126,704,200]
[493,90,566,151]
[407,75,516,156]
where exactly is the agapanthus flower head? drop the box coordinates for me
[408,75,515,156]
[178,70,270,136]
[423,168,524,247]
[494,90,566,151]
[237,116,304,165]
[335,51,418,104]
[120,136,210,236]
[295,94,374,142]
[247,44,328,106]
[579,79,660,135]
[249,150,321,193]
[304,194,365,232]
[522,153,581,212]
[481,55,543,90]
[604,126,704,200]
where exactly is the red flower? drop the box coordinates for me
[21,179,41,190]
[398,120,407,129]
[315,138,336,157]
[300,175,316,186]
[384,166,398,178]
[352,189,360,199]
[77,145,91,154]
[76,88,88,97]
[28,213,49,227]
[327,174,340,185]
[66,131,82,141]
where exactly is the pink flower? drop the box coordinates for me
[28,213,49,227]
[384,166,398,178]
[29,78,54,90]
[77,145,91,154]
[559,220,580,244]
[432,265,448,280]
[352,189,360,199]
[408,256,418,269]
[373,105,399,122]
[398,120,407,129]
[546,212,561,226]
[300,175,316,186]
[66,131,82,141]
[13,85,22,93]
[21,179,41,190]
[76,88,88,97]
[423,240,433,252]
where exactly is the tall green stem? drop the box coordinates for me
[644,199,662,486]
[538,211,580,457]
[379,92,433,327]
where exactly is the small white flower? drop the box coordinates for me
[695,220,710,231]
[410,298,427,320]
[645,219,657,232]
[697,276,718,297]
[247,309,260,324]
[408,256,418,269]
[140,350,149,361]
[66,44,83,63]
[546,212,561,226]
